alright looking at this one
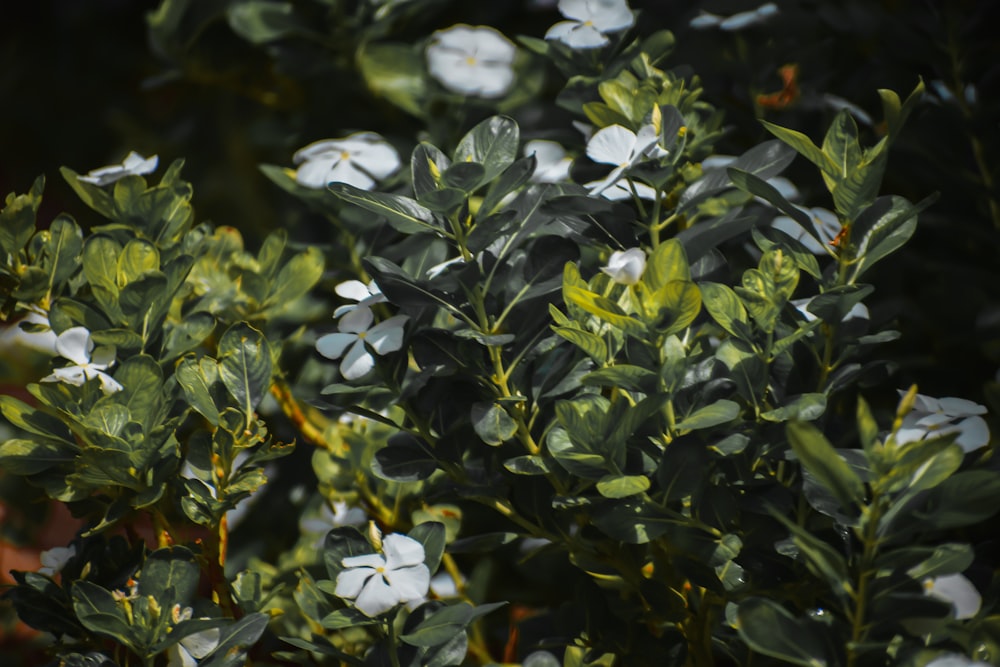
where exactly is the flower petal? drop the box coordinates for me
[295,154,340,188]
[343,553,387,569]
[327,159,376,190]
[366,315,409,354]
[339,306,374,334]
[354,573,401,616]
[336,280,373,302]
[586,125,636,166]
[382,534,427,569]
[925,573,982,619]
[316,332,357,360]
[335,566,376,599]
[48,366,88,386]
[55,327,93,365]
[180,628,220,659]
[955,416,989,452]
[94,371,124,395]
[938,397,987,417]
[385,563,431,602]
[341,342,375,380]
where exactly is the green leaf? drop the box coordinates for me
[503,455,553,476]
[411,143,450,197]
[218,323,273,417]
[658,438,710,501]
[82,235,121,292]
[0,439,72,474]
[0,175,44,255]
[644,239,690,289]
[198,613,269,667]
[329,183,445,235]
[371,443,437,482]
[675,400,739,432]
[727,169,813,228]
[580,364,656,392]
[401,602,473,648]
[40,214,83,285]
[408,521,446,572]
[480,155,536,216]
[787,421,865,512]
[761,394,827,422]
[226,1,298,44]
[471,402,518,446]
[262,246,324,313]
[736,597,833,667]
[176,356,220,425]
[596,474,650,499]
[71,581,136,650]
[117,239,160,285]
[442,162,486,192]
[805,284,873,324]
[761,120,839,180]
[454,116,519,184]
[447,532,518,553]
[647,280,701,335]
[849,194,935,281]
[564,285,645,337]
[700,282,751,340]
[878,79,925,143]
[552,324,608,364]
[136,547,199,610]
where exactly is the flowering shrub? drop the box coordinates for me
[1,1,998,667]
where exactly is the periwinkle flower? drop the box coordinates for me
[333,279,387,317]
[524,140,573,184]
[294,132,401,190]
[78,151,158,186]
[38,545,75,577]
[923,573,982,620]
[334,533,431,617]
[895,392,989,453]
[42,327,122,394]
[426,25,517,98]
[585,124,665,197]
[545,0,635,49]
[316,307,408,381]
[601,248,646,285]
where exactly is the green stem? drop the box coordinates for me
[847,495,884,667]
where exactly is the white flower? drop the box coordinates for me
[585,124,665,197]
[545,0,635,49]
[42,327,123,394]
[601,248,646,285]
[690,2,778,31]
[923,573,982,620]
[0,311,58,355]
[167,606,221,667]
[895,393,989,453]
[771,207,841,254]
[39,545,76,577]
[78,151,158,186]
[316,307,408,381]
[333,279,387,317]
[334,533,431,617]
[524,140,573,184]
[294,132,401,190]
[426,25,517,98]
[926,655,991,667]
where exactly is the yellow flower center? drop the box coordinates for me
[340,151,351,161]
[465,55,477,66]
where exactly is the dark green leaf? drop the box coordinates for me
[218,323,273,416]
[471,402,518,446]
[736,597,833,666]
[787,421,865,512]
